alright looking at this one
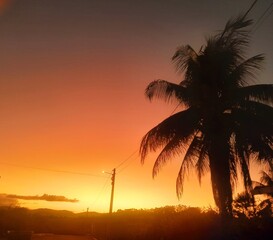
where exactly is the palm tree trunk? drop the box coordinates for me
[209,136,233,219]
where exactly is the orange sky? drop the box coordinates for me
[0,0,272,213]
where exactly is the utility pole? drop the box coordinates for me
[109,168,116,214]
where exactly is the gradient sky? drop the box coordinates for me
[0,0,272,212]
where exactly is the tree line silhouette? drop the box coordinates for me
[0,204,272,240]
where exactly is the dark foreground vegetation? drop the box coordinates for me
[0,205,272,240]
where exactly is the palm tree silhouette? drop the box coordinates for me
[252,163,273,197]
[140,16,273,218]
[233,165,273,218]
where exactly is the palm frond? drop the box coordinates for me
[145,79,189,105]
[240,157,252,193]
[231,106,273,140]
[229,143,238,190]
[175,130,208,198]
[230,54,265,86]
[234,100,273,119]
[253,141,273,163]
[236,84,273,105]
[183,135,202,164]
[193,135,209,185]
[152,136,187,177]
[235,143,252,193]
[176,150,195,198]
[232,101,273,145]
[221,15,253,37]
[196,147,209,185]
[140,108,199,162]
[252,180,265,188]
[231,107,273,162]
[172,45,199,74]
[260,171,273,186]
[218,15,252,47]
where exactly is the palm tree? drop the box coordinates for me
[233,166,273,218]
[252,163,273,197]
[140,16,273,219]
[233,191,256,218]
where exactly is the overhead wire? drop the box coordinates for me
[114,149,138,170]
[0,161,107,178]
[117,155,139,174]
[0,161,112,211]
[170,101,183,115]
[89,175,111,210]
[242,0,258,19]
[252,2,273,33]
[113,100,183,175]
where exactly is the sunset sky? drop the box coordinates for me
[0,0,272,213]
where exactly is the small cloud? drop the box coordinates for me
[0,194,19,207]
[6,194,79,203]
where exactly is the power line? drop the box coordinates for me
[170,102,182,115]
[243,0,258,20]
[114,150,138,169]
[0,162,107,178]
[252,2,273,33]
[90,175,111,210]
[1,160,112,211]
[114,99,184,173]
[117,155,139,174]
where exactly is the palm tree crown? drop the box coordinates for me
[252,163,273,197]
[140,16,273,218]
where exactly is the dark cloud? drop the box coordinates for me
[6,194,78,203]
